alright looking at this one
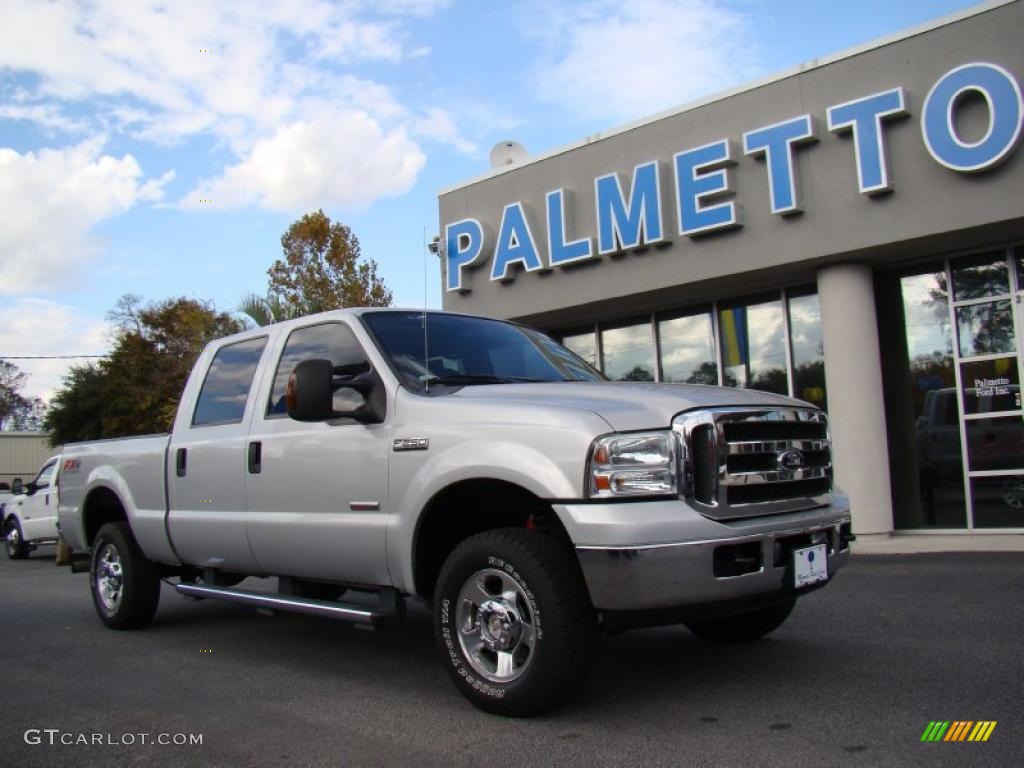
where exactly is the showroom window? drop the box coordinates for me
[658,308,718,384]
[560,329,598,369]
[788,290,827,409]
[718,295,788,396]
[553,287,827,402]
[600,319,656,381]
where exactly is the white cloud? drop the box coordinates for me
[370,0,452,15]
[0,299,110,402]
[536,0,761,123]
[0,2,405,121]
[414,107,478,156]
[0,1,471,215]
[0,1,450,143]
[0,138,173,294]
[0,103,88,135]
[184,112,425,212]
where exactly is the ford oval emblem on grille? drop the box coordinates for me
[778,449,805,470]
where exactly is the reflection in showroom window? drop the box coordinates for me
[601,321,655,382]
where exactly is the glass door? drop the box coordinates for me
[880,265,966,529]
[949,249,1024,528]
[879,246,1024,531]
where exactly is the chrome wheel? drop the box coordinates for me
[95,544,124,613]
[435,529,596,716]
[456,567,536,683]
[5,525,19,557]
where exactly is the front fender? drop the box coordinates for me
[387,427,596,594]
[3,503,24,530]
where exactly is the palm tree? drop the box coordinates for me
[236,293,308,327]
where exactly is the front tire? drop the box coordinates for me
[4,518,29,559]
[90,522,161,629]
[434,528,595,717]
[684,597,796,642]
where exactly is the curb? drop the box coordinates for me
[851,533,1024,555]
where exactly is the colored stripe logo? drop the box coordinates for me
[920,721,997,742]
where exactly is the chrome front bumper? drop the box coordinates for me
[556,499,852,612]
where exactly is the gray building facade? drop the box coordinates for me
[438,0,1024,535]
[0,432,56,489]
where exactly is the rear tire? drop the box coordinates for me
[4,518,29,559]
[684,597,796,642]
[433,528,596,717]
[90,522,161,630]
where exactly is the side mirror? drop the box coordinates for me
[287,359,335,421]
[286,359,385,424]
[11,478,23,494]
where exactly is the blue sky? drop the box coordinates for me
[0,0,988,401]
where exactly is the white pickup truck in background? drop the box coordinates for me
[4,455,61,559]
[58,309,853,716]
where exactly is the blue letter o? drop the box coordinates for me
[922,62,1023,172]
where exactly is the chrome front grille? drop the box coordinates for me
[673,407,832,520]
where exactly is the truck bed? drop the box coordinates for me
[58,433,174,563]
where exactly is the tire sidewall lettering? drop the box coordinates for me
[440,551,544,700]
[485,554,543,640]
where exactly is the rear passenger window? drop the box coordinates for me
[267,323,368,416]
[192,337,268,427]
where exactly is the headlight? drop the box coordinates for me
[587,431,678,498]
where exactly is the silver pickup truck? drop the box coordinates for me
[59,308,852,716]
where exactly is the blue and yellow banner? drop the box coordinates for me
[720,307,748,368]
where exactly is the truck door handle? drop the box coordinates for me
[248,442,262,474]
[176,448,187,478]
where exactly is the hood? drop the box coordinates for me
[450,381,812,432]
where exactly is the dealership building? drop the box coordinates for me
[438,0,1024,536]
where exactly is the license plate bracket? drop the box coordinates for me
[793,544,828,588]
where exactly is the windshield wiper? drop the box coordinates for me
[424,374,550,386]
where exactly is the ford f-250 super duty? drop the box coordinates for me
[59,308,852,716]
[4,455,62,559]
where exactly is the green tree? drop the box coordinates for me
[44,296,244,444]
[0,360,29,427]
[43,364,106,444]
[0,360,46,430]
[262,209,392,320]
[236,292,305,327]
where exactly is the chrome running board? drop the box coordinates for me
[174,582,398,625]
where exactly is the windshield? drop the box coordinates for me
[361,311,605,391]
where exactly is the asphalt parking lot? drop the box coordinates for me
[1,549,1020,768]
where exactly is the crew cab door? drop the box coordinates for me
[18,458,59,540]
[244,320,390,585]
[167,335,269,571]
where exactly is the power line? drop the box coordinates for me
[1,354,109,360]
